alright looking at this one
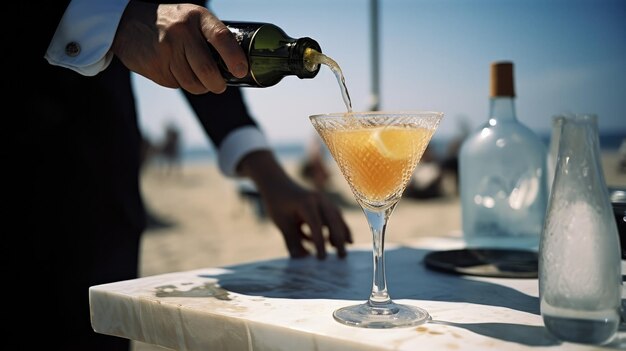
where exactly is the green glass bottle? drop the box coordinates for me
[211,21,322,87]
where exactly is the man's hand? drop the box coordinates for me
[238,151,353,259]
[112,1,248,94]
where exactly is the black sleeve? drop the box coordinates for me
[27,2,72,59]
[182,87,260,148]
[12,2,71,81]
[167,0,260,149]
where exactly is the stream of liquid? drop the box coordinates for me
[305,48,353,113]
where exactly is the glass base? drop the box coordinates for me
[333,301,431,328]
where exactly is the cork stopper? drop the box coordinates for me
[490,61,515,97]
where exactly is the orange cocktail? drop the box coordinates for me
[310,111,443,329]
[318,125,434,204]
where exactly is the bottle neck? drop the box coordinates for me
[290,37,321,79]
[489,96,517,122]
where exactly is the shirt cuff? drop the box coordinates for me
[45,0,129,76]
[218,126,271,177]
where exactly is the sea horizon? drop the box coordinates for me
[177,131,625,165]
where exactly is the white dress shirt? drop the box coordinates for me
[45,0,129,76]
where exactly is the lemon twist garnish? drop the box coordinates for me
[369,127,414,160]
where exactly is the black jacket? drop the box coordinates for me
[6,3,259,349]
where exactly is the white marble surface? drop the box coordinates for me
[90,237,625,350]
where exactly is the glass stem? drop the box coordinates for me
[362,204,396,309]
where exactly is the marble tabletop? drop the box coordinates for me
[89,237,625,350]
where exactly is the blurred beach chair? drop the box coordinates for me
[404,162,444,199]
[404,145,444,199]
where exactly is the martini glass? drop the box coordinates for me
[310,111,443,328]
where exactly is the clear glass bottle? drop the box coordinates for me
[539,114,622,345]
[459,61,548,250]
[210,21,322,87]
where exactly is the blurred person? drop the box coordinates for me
[300,133,331,192]
[8,1,352,350]
[159,122,183,175]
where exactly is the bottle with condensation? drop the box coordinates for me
[539,114,622,346]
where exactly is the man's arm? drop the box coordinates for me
[183,87,353,259]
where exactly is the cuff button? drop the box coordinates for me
[65,42,81,57]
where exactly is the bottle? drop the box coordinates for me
[539,114,621,345]
[210,21,322,87]
[459,61,548,250]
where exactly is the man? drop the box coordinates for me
[9,1,351,349]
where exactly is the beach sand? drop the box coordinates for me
[133,151,625,351]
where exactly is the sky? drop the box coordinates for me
[132,0,626,152]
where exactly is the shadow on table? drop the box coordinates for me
[201,247,539,313]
